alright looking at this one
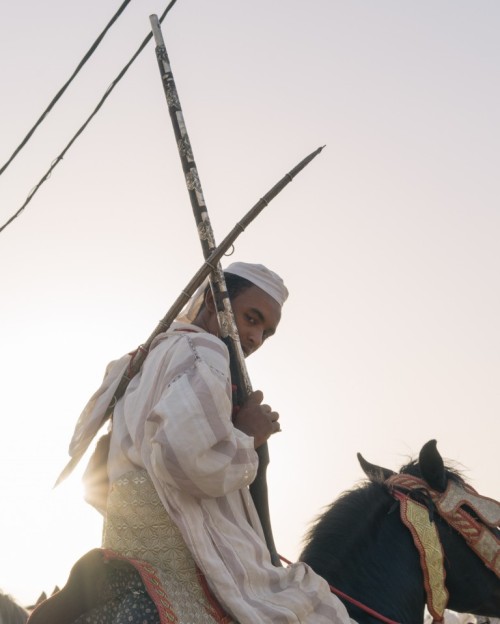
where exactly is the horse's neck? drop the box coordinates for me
[330,508,427,623]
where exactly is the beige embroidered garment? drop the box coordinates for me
[73,322,354,624]
[103,470,233,623]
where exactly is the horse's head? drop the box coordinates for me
[358,440,500,621]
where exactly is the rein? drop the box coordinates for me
[278,555,401,624]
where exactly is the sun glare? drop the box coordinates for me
[2,469,102,607]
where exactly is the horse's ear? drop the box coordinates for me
[357,452,395,482]
[419,439,447,492]
[35,591,47,606]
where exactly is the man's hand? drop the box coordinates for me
[233,390,281,449]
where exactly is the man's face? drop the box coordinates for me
[230,285,282,357]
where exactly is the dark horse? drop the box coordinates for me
[28,440,499,624]
[300,439,500,623]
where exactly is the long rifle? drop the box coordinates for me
[55,145,324,488]
[150,14,286,565]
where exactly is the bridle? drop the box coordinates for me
[386,474,500,623]
[282,475,500,624]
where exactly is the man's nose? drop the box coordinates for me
[249,329,264,351]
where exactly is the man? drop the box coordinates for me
[29,262,352,624]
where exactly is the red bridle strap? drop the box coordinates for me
[279,555,401,624]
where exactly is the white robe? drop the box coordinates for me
[73,322,354,624]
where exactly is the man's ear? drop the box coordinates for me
[204,288,216,312]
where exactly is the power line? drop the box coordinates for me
[0,0,179,234]
[0,0,134,177]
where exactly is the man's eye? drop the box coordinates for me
[245,314,256,324]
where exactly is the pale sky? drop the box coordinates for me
[1,0,499,607]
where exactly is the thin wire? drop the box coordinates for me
[0,0,179,234]
[0,0,133,177]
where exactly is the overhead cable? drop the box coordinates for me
[0,0,179,234]
[0,0,134,177]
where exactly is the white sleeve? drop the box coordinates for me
[133,333,258,498]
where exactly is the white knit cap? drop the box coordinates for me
[225,262,288,306]
[177,261,288,324]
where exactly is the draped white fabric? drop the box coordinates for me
[79,323,354,624]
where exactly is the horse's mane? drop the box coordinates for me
[300,456,465,577]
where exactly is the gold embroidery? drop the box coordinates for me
[402,498,448,620]
[103,470,233,624]
[387,473,500,621]
[388,474,500,578]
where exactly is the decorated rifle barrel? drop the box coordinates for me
[106,140,325,418]
[150,13,280,562]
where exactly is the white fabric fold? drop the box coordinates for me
[68,354,132,459]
